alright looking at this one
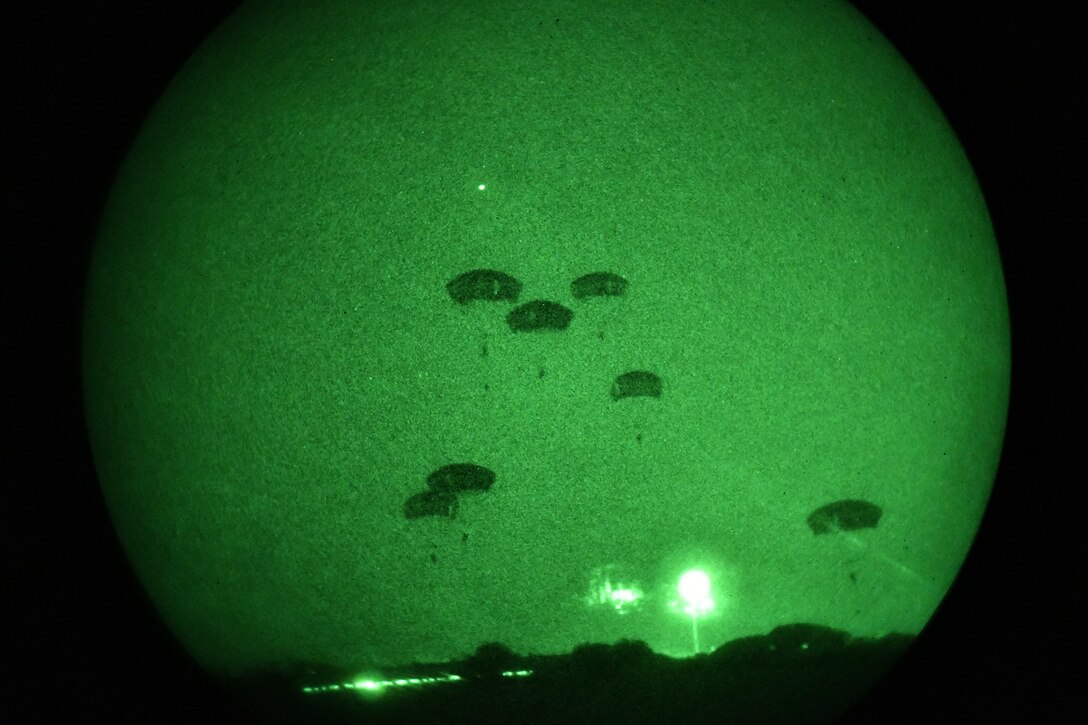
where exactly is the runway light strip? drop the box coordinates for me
[304,671,531,695]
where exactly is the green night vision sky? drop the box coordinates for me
[82,0,1009,677]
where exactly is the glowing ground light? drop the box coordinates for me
[301,671,537,696]
[678,569,714,655]
[585,565,644,614]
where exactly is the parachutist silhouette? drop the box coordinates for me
[446,269,522,304]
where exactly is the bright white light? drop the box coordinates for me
[679,570,711,604]
[478,184,486,190]
[678,569,714,655]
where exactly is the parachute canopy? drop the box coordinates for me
[610,370,663,401]
[571,271,628,299]
[806,500,883,535]
[506,300,574,332]
[446,269,522,305]
[427,463,496,494]
[404,490,459,520]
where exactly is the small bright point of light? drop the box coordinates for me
[611,588,636,603]
[355,679,382,691]
[478,184,486,190]
[393,679,408,686]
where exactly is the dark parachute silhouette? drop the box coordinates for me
[610,371,663,444]
[807,500,882,534]
[505,301,573,378]
[427,463,496,494]
[446,269,522,305]
[571,271,628,299]
[611,370,663,401]
[404,490,459,520]
[506,300,573,332]
[445,268,521,371]
[571,271,628,341]
[806,500,927,585]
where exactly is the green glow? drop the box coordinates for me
[585,563,645,614]
[83,0,1009,693]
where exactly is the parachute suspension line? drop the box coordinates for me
[839,528,926,585]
